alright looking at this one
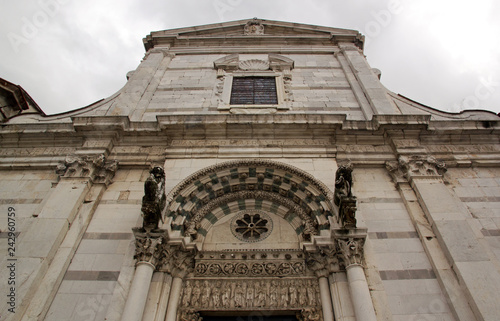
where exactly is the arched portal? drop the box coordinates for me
[162,159,336,248]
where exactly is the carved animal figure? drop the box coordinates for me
[334,163,353,206]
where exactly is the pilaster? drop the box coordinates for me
[386,153,498,321]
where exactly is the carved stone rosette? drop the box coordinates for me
[56,153,118,185]
[386,154,447,181]
[337,238,364,268]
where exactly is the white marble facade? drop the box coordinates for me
[1,18,500,321]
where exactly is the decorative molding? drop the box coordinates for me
[337,238,364,268]
[180,278,321,311]
[194,261,305,277]
[184,190,319,241]
[166,159,334,212]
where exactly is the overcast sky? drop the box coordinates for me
[1,0,499,115]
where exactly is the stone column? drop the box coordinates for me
[338,238,377,321]
[121,230,165,321]
[164,247,196,321]
[307,250,335,321]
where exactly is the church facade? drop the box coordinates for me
[1,19,500,321]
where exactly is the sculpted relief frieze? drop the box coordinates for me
[179,278,321,311]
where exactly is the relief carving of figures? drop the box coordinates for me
[269,280,278,307]
[222,282,232,308]
[246,281,254,307]
[298,280,308,306]
[255,281,267,307]
[289,281,298,306]
[191,280,201,305]
[234,282,245,307]
[182,281,192,306]
[201,280,212,308]
[212,281,222,308]
[338,238,364,267]
[280,281,289,307]
[307,280,317,306]
[141,166,166,231]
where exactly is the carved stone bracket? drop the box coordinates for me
[337,238,365,268]
[56,154,118,186]
[178,308,202,321]
[386,154,447,182]
[132,228,166,268]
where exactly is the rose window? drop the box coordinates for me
[231,210,273,242]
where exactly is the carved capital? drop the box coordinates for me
[56,154,118,185]
[337,238,364,268]
[306,247,337,277]
[178,308,202,321]
[132,229,166,268]
[387,155,446,181]
[161,246,196,279]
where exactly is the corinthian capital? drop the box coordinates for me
[337,238,364,268]
[132,228,166,268]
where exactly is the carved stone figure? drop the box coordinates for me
[201,280,212,307]
[280,281,289,307]
[269,280,278,307]
[289,281,298,306]
[234,282,245,307]
[191,280,201,305]
[246,281,254,307]
[334,162,357,228]
[141,166,166,230]
[334,162,353,206]
[307,280,316,306]
[182,281,192,306]
[222,282,232,308]
[212,281,222,308]
[255,281,267,307]
[298,280,308,306]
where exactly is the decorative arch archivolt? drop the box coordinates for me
[163,160,336,243]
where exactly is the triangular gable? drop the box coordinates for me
[144,18,363,51]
